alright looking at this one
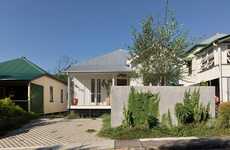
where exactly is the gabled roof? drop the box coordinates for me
[199,33,228,45]
[66,49,132,73]
[0,57,48,80]
[186,33,228,54]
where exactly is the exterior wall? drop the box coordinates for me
[71,73,130,107]
[111,86,215,127]
[181,43,230,86]
[31,76,67,114]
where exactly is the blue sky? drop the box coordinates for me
[0,0,230,72]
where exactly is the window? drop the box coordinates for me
[91,79,95,103]
[227,50,230,64]
[187,61,192,75]
[200,49,214,71]
[60,89,64,103]
[97,79,101,103]
[50,86,54,102]
[116,74,128,86]
[227,45,230,49]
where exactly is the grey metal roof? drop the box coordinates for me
[199,33,228,45]
[66,49,132,73]
[186,33,228,53]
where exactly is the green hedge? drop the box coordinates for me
[0,98,38,135]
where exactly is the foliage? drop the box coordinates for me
[216,102,230,128]
[123,87,159,128]
[161,110,173,128]
[99,116,230,139]
[54,74,68,83]
[99,118,230,139]
[175,89,210,125]
[0,98,38,135]
[122,106,134,128]
[129,14,188,85]
[147,114,159,129]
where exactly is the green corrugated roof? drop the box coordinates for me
[0,57,47,80]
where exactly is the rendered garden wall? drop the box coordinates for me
[111,86,215,127]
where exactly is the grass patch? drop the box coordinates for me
[98,114,230,139]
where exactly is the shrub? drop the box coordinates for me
[161,110,173,128]
[123,87,159,128]
[175,89,210,125]
[123,107,134,128]
[216,102,230,128]
[0,98,38,135]
[147,114,159,129]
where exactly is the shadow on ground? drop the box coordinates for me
[35,144,100,150]
[156,138,230,150]
[1,118,64,139]
[116,138,230,150]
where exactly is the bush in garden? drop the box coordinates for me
[161,110,173,128]
[0,98,38,135]
[175,89,210,125]
[123,106,134,128]
[147,114,159,129]
[216,102,230,128]
[123,87,159,129]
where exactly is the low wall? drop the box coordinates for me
[111,86,215,127]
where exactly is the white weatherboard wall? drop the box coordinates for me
[72,73,117,106]
[111,86,215,127]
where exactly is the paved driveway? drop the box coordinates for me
[0,118,114,150]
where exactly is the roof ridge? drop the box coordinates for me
[0,57,48,74]
[77,48,128,66]
[21,57,48,74]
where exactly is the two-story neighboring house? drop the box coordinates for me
[180,33,230,102]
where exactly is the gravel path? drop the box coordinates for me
[0,118,114,150]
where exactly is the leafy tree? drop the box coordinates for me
[130,15,188,85]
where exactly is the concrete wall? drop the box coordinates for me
[111,86,215,127]
[31,76,67,114]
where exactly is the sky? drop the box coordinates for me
[0,0,230,72]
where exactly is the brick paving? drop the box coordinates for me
[0,118,114,150]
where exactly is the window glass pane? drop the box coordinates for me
[97,79,101,103]
[50,86,53,102]
[91,79,95,103]
[61,89,63,103]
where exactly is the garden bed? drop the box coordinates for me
[99,114,230,139]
